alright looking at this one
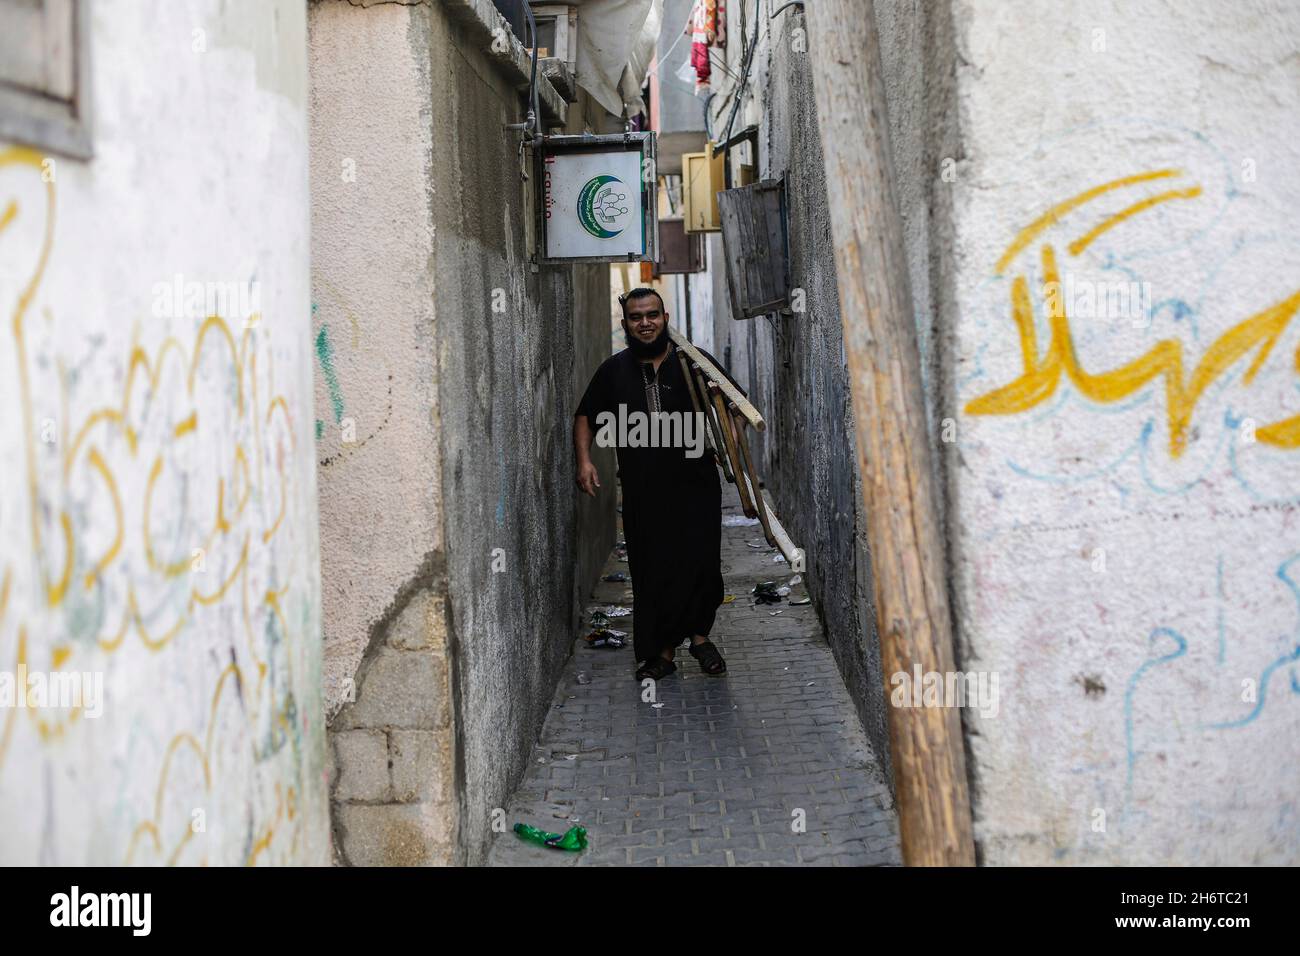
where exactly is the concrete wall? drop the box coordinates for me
[706,0,1300,865]
[573,258,620,616]
[309,0,458,867]
[427,2,614,864]
[310,0,615,866]
[0,0,328,864]
[704,6,894,771]
[944,0,1300,863]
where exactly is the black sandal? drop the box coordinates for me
[688,640,727,676]
[635,658,677,681]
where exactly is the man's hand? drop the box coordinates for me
[576,460,601,497]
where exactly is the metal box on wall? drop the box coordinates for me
[537,132,657,264]
[682,146,724,233]
[653,218,704,275]
[719,178,791,318]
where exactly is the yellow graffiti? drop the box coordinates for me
[967,169,1300,456]
[1067,185,1203,258]
[994,169,1181,275]
[83,449,123,590]
[0,143,309,865]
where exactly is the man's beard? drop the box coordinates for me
[624,325,669,359]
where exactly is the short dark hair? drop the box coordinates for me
[618,287,666,320]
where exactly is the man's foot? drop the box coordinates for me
[688,639,727,676]
[635,656,677,681]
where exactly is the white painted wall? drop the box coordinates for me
[0,0,328,864]
[687,242,716,353]
[947,0,1300,863]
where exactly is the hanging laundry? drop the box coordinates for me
[688,0,718,91]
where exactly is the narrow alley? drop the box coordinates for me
[2,0,1298,896]
[487,487,900,866]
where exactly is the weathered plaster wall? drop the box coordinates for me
[573,259,619,615]
[565,88,620,617]
[686,247,716,351]
[426,1,613,865]
[309,0,459,866]
[310,0,614,866]
[0,0,328,864]
[946,0,1300,863]
[705,6,893,770]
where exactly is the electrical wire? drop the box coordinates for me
[719,0,763,148]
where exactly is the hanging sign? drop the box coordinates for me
[538,132,657,263]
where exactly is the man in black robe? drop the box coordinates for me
[573,288,745,681]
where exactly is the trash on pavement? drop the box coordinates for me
[752,581,784,605]
[513,822,588,851]
[602,571,628,582]
[585,628,626,648]
[722,515,761,527]
[588,605,631,632]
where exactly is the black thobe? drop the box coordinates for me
[576,342,746,664]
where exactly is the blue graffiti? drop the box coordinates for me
[1124,627,1188,803]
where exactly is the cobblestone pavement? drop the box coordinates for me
[486,486,901,866]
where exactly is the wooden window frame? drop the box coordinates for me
[0,0,93,159]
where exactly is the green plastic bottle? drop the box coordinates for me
[513,822,588,851]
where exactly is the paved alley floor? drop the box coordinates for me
[485,486,901,867]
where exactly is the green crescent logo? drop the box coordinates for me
[577,175,631,239]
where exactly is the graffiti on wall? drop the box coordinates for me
[966,167,1300,455]
[0,145,318,864]
[961,125,1300,500]
[958,125,1300,857]
[310,277,393,469]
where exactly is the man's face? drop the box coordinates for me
[622,295,667,346]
